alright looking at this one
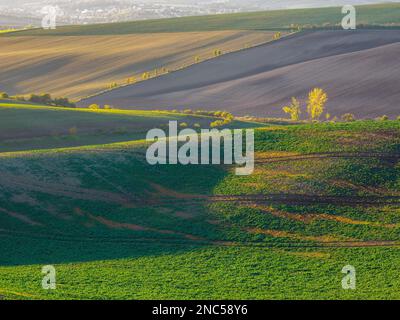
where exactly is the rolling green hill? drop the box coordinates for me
[0,101,259,152]
[4,3,400,36]
[0,111,399,299]
[1,2,400,300]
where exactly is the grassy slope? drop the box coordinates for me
[5,3,400,36]
[0,118,399,299]
[0,102,258,152]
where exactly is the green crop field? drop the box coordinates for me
[1,2,400,300]
[4,3,400,36]
[0,102,399,299]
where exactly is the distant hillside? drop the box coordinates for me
[80,30,400,119]
[0,14,40,28]
[4,3,400,36]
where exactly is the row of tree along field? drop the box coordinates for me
[2,90,399,124]
[87,104,235,129]
[0,92,75,108]
[0,32,286,106]
[0,37,281,108]
[102,32,285,97]
[103,48,227,96]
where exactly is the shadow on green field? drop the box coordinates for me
[1,120,399,268]
[0,148,230,266]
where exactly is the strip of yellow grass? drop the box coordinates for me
[0,288,38,299]
[247,228,351,243]
[0,101,183,117]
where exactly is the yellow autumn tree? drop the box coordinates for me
[142,72,150,80]
[213,49,222,57]
[307,88,328,121]
[273,32,281,40]
[88,104,99,110]
[282,97,301,121]
[127,76,136,84]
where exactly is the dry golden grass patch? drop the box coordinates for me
[252,167,309,178]
[74,207,206,241]
[246,228,352,243]
[247,204,313,223]
[255,151,300,158]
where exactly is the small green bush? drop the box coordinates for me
[28,93,75,107]
[30,93,52,105]
[53,97,76,108]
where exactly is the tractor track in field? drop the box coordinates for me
[0,228,399,248]
[1,151,399,249]
[253,151,400,164]
[3,151,396,207]
[143,193,400,207]
[135,151,400,206]
[112,150,400,167]
[30,149,399,161]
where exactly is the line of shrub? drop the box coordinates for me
[172,109,235,128]
[0,92,76,108]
